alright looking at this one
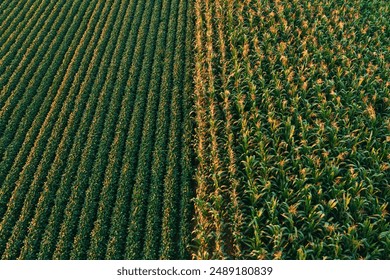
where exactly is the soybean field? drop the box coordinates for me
[0,0,193,259]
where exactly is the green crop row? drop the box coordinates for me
[0,0,84,256]
[0,0,194,260]
[70,0,140,260]
[19,0,107,259]
[86,0,149,260]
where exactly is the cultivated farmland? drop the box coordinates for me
[0,0,193,259]
[193,0,389,259]
[0,0,389,260]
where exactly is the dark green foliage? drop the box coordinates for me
[0,0,194,260]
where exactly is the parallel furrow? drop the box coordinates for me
[18,0,105,260]
[1,0,102,260]
[86,0,149,260]
[49,0,124,260]
[0,0,83,247]
[0,0,70,173]
[69,0,138,260]
[0,0,60,105]
[160,0,189,259]
[141,0,177,259]
[0,0,195,260]
[0,0,35,35]
[0,0,43,55]
[36,0,118,259]
[105,0,160,260]
[0,0,45,60]
[124,0,169,259]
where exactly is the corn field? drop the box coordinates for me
[193,0,389,259]
[0,0,389,260]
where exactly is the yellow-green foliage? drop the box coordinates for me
[193,0,389,259]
